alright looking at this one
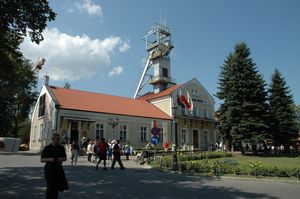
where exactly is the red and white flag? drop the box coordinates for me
[179,90,193,111]
[187,90,193,112]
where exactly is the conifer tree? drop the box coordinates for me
[217,42,269,153]
[217,53,235,149]
[268,68,297,152]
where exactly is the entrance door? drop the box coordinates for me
[70,121,79,142]
[193,130,199,149]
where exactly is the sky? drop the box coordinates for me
[20,0,300,109]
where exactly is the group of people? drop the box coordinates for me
[40,133,132,198]
[94,138,126,170]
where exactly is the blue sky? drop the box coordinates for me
[20,0,300,109]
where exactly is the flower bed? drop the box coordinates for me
[154,152,300,179]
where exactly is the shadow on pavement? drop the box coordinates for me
[0,151,40,156]
[0,164,278,199]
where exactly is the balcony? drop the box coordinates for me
[174,107,214,121]
[150,76,176,85]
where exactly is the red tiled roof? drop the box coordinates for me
[138,84,181,101]
[50,86,171,120]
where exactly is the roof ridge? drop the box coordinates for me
[50,85,138,101]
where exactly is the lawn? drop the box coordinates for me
[217,154,300,169]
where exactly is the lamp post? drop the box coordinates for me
[171,105,179,170]
[108,117,119,140]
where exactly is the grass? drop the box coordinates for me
[214,154,300,169]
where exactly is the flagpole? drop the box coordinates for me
[171,105,179,171]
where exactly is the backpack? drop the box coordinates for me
[112,144,120,156]
[113,144,120,151]
[98,142,108,154]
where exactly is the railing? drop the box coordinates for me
[149,76,176,84]
[174,107,213,121]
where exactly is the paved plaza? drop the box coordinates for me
[0,151,300,199]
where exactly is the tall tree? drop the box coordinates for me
[294,104,300,131]
[268,68,298,152]
[0,0,56,137]
[217,42,269,153]
[10,59,37,137]
[216,53,235,149]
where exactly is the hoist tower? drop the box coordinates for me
[133,22,175,99]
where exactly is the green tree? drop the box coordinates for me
[0,0,56,44]
[293,104,300,131]
[0,0,56,137]
[217,42,269,153]
[10,59,37,137]
[216,53,235,149]
[268,68,298,152]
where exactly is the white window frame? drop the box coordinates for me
[140,126,147,142]
[119,125,127,141]
[95,123,105,140]
[182,128,187,145]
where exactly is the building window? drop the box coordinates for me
[193,108,197,116]
[159,128,163,142]
[140,126,147,141]
[38,94,46,117]
[182,129,187,145]
[120,125,127,141]
[96,123,104,140]
[162,68,168,77]
[180,107,186,115]
[204,109,208,118]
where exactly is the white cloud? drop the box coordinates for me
[108,66,123,77]
[73,0,102,16]
[20,28,130,81]
[119,40,130,53]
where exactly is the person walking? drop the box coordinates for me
[96,137,109,170]
[41,133,69,199]
[70,140,79,166]
[111,140,125,170]
[124,143,130,160]
[107,142,112,161]
[86,141,93,162]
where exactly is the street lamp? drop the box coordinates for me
[108,117,119,140]
[171,105,179,170]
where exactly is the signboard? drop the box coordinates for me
[150,136,160,145]
[151,127,160,136]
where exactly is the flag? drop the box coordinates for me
[179,90,191,110]
[187,90,193,112]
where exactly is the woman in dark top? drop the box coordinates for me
[41,133,68,199]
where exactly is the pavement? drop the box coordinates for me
[0,151,300,199]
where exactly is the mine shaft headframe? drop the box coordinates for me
[143,23,174,60]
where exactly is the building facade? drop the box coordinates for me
[30,77,216,152]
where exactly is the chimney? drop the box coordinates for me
[43,75,49,86]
